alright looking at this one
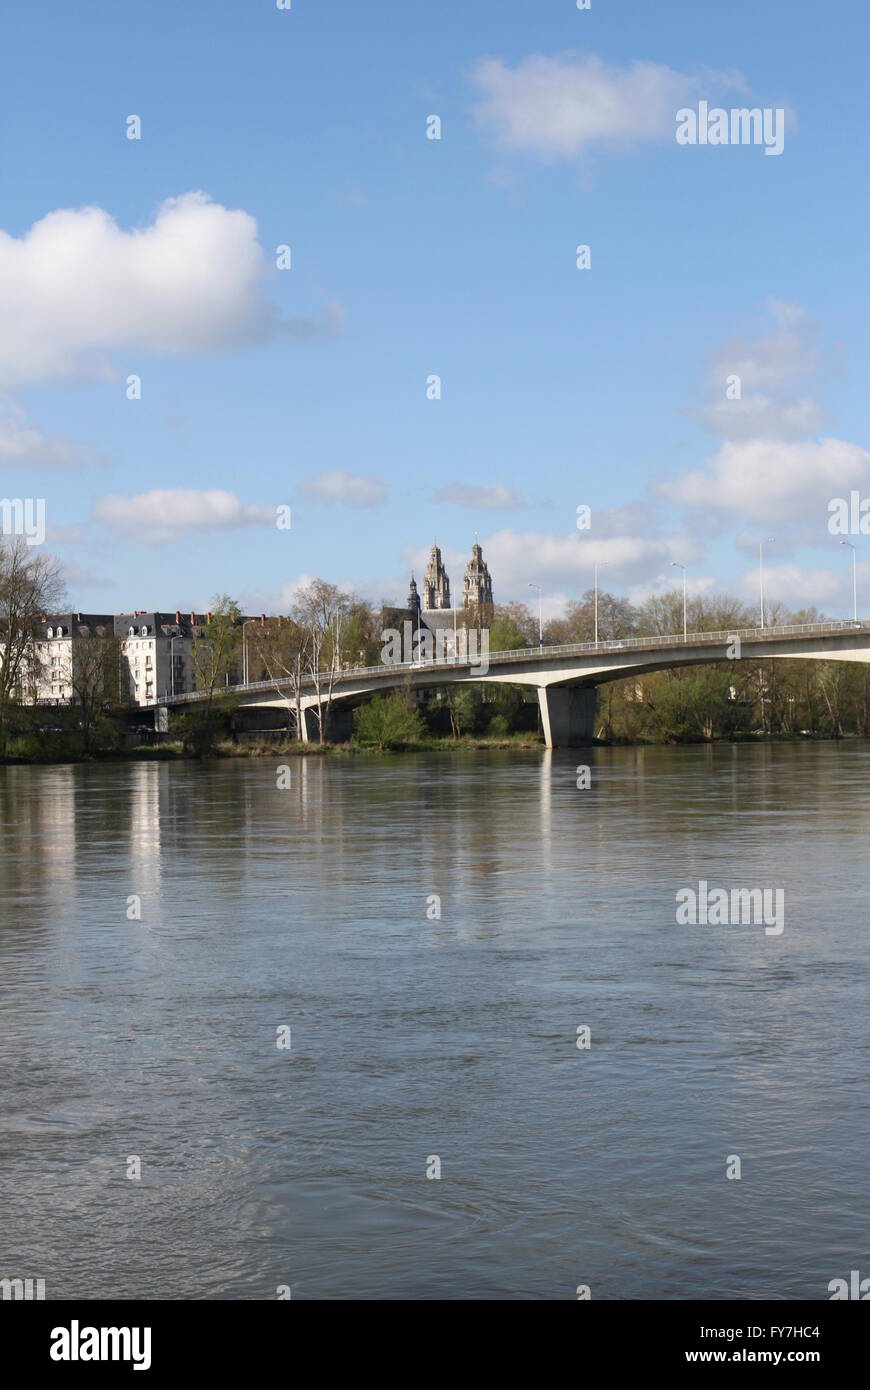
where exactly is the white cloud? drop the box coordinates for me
[0,399,104,469]
[740,563,844,608]
[423,528,703,602]
[626,572,718,607]
[62,561,113,591]
[0,191,338,386]
[297,470,388,507]
[434,482,527,509]
[697,394,827,441]
[715,300,821,393]
[692,301,830,441]
[92,488,274,543]
[471,53,745,158]
[657,437,870,522]
[244,572,361,615]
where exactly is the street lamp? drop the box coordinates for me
[593,562,609,644]
[759,537,775,629]
[528,583,543,648]
[242,617,258,685]
[840,539,858,623]
[671,561,688,640]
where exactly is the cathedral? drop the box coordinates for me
[406,542,494,628]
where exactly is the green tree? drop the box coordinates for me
[486,683,524,731]
[445,684,483,737]
[490,613,528,652]
[684,665,739,740]
[173,695,238,757]
[191,596,242,715]
[353,692,424,749]
[493,601,539,647]
[189,596,242,754]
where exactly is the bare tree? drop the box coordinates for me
[817,661,846,738]
[0,538,65,752]
[65,632,125,750]
[293,580,351,744]
[249,616,310,739]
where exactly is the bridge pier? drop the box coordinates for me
[537,686,597,748]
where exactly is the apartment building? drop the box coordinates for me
[2,609,255,710]
[115,612,207,708]
[30,613,116,704]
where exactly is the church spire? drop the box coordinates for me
[422,544,451,610]
[463,539,493,612]
[407,572,421,616]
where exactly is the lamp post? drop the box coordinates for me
[671,562,688,640]
[840,539,858,622]
[242,618,257,685]
[593,562,609,644]
[528,583,543,648]
[759,537,775,628]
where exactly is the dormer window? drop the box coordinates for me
[140,625,149,636]
[47,626,54,638]
[56,625,64,637]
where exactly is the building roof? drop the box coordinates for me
[38,613,115,640]
[114,612,207,639]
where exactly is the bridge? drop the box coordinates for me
[159,618,870,747]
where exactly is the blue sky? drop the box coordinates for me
[2,0,870,621]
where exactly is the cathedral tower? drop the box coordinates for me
[462,541,493,613]
[422,545,451,610]
[407,574,421,619]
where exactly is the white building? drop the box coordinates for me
[115,612,206,707]
[29,613,116,704]
[3,609,259,711]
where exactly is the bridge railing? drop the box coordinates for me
[159,618,866,704]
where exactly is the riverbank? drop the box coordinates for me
[1,729,867,765]
[0,731,547,765]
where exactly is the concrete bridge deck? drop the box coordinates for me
[159,618,870,747]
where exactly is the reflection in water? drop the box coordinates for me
[0,744,868,1299]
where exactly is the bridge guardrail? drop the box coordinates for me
[159,618,867,705]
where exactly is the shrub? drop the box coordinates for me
[353,693,425,749]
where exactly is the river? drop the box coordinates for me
[1,744,867,1299]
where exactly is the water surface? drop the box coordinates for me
[1,745,868,1299]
